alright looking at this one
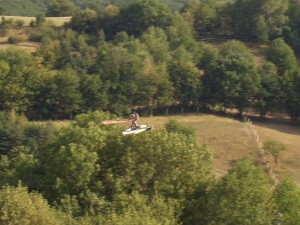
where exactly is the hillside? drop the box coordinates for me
[0,0,186,16]
[114,113,300,183]
[0,0,49,16]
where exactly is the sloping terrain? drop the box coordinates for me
[0,0,186,16]
[133,114,300,182]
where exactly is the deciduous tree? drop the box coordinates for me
[263,140,287,165]
[266,38,297,76]
[206,159,276,225]
[274,177,300,225]
[47,0,77,17]
[203,40,260,113]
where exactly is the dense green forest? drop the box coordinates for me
[1,0,300,224]
[1,0,300,123]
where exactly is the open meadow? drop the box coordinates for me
[1,16,71,27]
[0,16,71,52]
[120,113,300,182]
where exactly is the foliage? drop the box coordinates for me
[35,13,46,27]
[47,0,78,17]
[263,140,287,165]
[3,1,300,223]
[281,69,300,124]
[206,159,276,225]
[7,35,25,44]
[274,177,300,225]
[98,192,181,225]
[0,48,36,112]
[203,40,260,113]
[101,130,213,199]
[256,62,281,116]
[119,0,172,36]
[266,38,297,76]
[0,183,70,224]
[0,0,187,16]
[0,111,27,155]
[169,47,202,107]
[165,118,195,137]
[0,110,299,224]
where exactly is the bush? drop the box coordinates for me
[1,18,14,29]
[15,19,25,27]
[7,35,25,44]
[165,119,195,137]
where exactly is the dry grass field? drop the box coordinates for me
[0,16,71,52]
[131,114,300,182]
[1,16,71,27]
[254,120,300,182]
[0,42,39,53]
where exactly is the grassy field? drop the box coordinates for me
[254,120,300,182]
[136,114,260,177]
[0,16,71,52]
[1,16,71,27]
[125,113,300,182]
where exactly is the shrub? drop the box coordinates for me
[15,19,25,27]
[165,118,195,137]
[7,35,25,44]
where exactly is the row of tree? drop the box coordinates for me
[63,0,300,51]
[0,110,300,224]
[1,0,300,122]
[1,33,300,122]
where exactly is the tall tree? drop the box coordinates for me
[119,0,172,36]
[79,74,109,111]
[206,159,276,225]
[229,0,262,37]
[166,13,197,52]
[0,48,36,112]
[257,62,282,116]
[0,184,70,224]
[183,0,219,36]
[52,68,82,117]
[99,192,180,225]
[100,129,213,200]
[37,118,108,204]
[227,0,289,40]
[266,38,297,76]
[203,40,260,113]
[263,140,287,165]
[169,47,202,107]
[274,177,300,225]
[260,0,289,39]
[0,111,27,155]
[98,43,144,114]
[135,60,174,110]
[286,0,300,53]
[140,26,170,63]
[47,0,77,17]
[69,7,98,34]
[281,69,300,124]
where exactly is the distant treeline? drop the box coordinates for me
[0,0,187,16]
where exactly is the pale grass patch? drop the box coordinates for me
[1,16,71,26]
